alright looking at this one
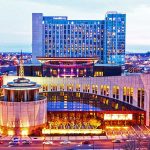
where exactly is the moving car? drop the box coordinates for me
[9,137,20,145]
[13,137,19,141]
[60,140,71,145]
[43,140,53,145]
[77,140,92,147]
[112,139,123,143]
[9,141,20,145]
[22,140,32,145]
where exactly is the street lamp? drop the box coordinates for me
[42,135,46,150]
[112,141,115,150]
[91,135,94,150]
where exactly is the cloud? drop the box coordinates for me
[0,0,149,52]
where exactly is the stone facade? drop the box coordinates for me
[3,74,150,126]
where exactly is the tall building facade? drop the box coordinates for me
[105,12,126,64]
[32,12,126,65]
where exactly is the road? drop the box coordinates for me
[0,139,126,150]
[0,134,150,149]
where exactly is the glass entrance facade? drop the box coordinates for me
[41,91,146,130]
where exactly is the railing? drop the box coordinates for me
[0,95,46,102]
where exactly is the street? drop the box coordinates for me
[0,139,125,150]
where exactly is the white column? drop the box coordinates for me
[119,86,123,101]
[133,86,137,107]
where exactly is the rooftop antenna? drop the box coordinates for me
[19,50,24,78]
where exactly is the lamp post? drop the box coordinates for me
[91,135,94,150]
[42,134,46,150]
[112,142,114,150]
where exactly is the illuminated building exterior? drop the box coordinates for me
[32,11,126,65]
[17,61,122,77]
[105,12,126,64]
[37,57,98,77]
[0,57,47,135]
[2,73,150,135]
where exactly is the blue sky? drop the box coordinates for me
[0,0,150,53]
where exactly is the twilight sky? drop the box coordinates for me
[0,0,149,53]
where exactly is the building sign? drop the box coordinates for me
[104,114,132,120]
[42,128,103,135]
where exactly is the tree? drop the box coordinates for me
[89,118,101,129]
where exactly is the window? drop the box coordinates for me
[137,88,144,109]
[42,84,48,91]
[100,85,109,96]
[123,87,133,104]
[113,86,119,99]
[50,84,57,91]
[92,85,98,94]
[94,71,103,77]
[60,84,64,91]
[76,84,80,92]
[67,84,73,91]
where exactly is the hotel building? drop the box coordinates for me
[32,11,126,65]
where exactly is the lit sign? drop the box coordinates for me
[104,114,132,120]
[42,128,103,135]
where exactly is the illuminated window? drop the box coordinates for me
[76,84,80,92]
[123,87,133,104]
[113,86,119,99]
[52,95,56,101]
[67,84,73,91]
[52,69,57,76]
[60,84,64,91]
[79,69,84,76]
[94,71,103,77]
[100,85,109,96]
[83,84,90,93]
[76,92,80,98]
[0,89,3,96]
[60,92,64,96]
[92,85,98,94]
[115,103,118,110]
[138,88,144,109]
[50,84,57,91]
[35,71,42,77]
[104,114,132,120]
[42,84,48,91]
